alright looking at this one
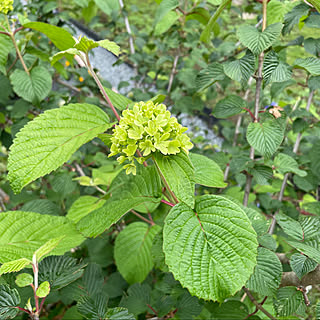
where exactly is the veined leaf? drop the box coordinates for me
[0,258,31,275]
[308,0,320,13]
[276,212,303,240]
[290,253,317,280]
[263,51,292,85]
[105,307,135,320]
[223,50,255,83]
[15,273,33,287]
[0,285,20,319]
[213,95,246,119]
[67,196,106,224]
[104,87,133,110]
[23,21,75,50]
[237,23,283,55]
[10,66,52,104]
[246,120,284,158]
[304,38,320,57]
[0,211,84,263]
[189,153,227,188]
[50,48,81,66]
[77,293,108,319]
[186,7,210,25]
[36,281,50,298]
[34,236,65,261]
[294,57,320,75]
[282,3,310,35]
[274,153,307,177]
[274,287,305,317]
[247,247,282,296]
[155,0,179,24]
[153,151,195,208]
[8,103,111,193]
[287,240,320,264]
[154,11,179,35]
[115,222,161,284]
[196,63,225,92]
[163,195,258,302]
[74,36,120,56]
[77,166,162,237]
[0,34,14,74]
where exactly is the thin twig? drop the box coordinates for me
[167,54,179,94]
[242,287,277,320]
[118,0,135,55]
[131,209,154,225]
[161,199,175,207]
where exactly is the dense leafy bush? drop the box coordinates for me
[0,0,319,319]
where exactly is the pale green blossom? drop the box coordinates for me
[0,0,13,14]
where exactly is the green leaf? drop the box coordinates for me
[274,287,305,317]
[243,207,269,236]
[200,0,232,43]
[246,120,284,158]
[0,285,20,319]
[308,75,320,91]
[223,50,255,83]
[77,293,108,318]
[153,151,195,208]
[0,258,31,275]
[94,0,119,15]
[34,236,65,261]
[105,307,135,320]
[237,23,283,55]
[155,0,179,24]
[247,247,282,297]
[274,153,307,177]
[67,196,106,224]
[0,211,84,263]
[195,63,225,92]
[308,0,320,13]
[263,51,292,85]
[50,48,81,65]
[185,7,210,25]
[74,36,120,56]
[304,38,320,57]
[77,166,162,237]
[189,153,227,188]
[154,11,179,35]
[23,22,75,51]
[282,3,310,35]
[36,281,50,298]
[104,87,133,110]
[287,240,320,264]
[267,0,294,25]
[10,66,52,104]
[0,34,14,74]
[290,253,317,279]
[294,57,320,75]
[213,95,246,119]
[15,273,33,287]
[8,103,111,193]
[115,222,161,284]
[250,165,273,185]
[163,195,258,302]
[275,212,303,240]
[39,256,85,290]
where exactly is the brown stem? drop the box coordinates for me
[15,306,32,315]
[9,33,30,75]
[242,287,277,320]
[161,199,175,207]
[131,209,154,225]
[85,54,120,121]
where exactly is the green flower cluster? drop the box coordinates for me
[0,0,13,14]
[109,101,193,175]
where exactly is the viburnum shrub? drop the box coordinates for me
[0,0,320,319]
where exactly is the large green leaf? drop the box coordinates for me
[274,153,307,177]
[189,153,227,188]
[104,87,133,111]
[23,22,75,50]
[114,222,161,284]
[195,63,225,92]
[304,38,320,57]
[290,253,317,280]
[153,151,195,208]
[77,166,162,237]
[155,0,179,24]
[294,57,320,75]
[213,95,246,119]
[247,247,282,296]
[0,285,20,319]
[275,212,303,240]
[39,256,85,290]
[246,120,284,158]
[273,287,305,317]
[0,34,14,74]
[163,195,258,302]
[0,211,84,263]
[8,103,111,193]
[263,51,292,85]
[10,66,52,104]
[223,50,255,83]
[237,23,283,55]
